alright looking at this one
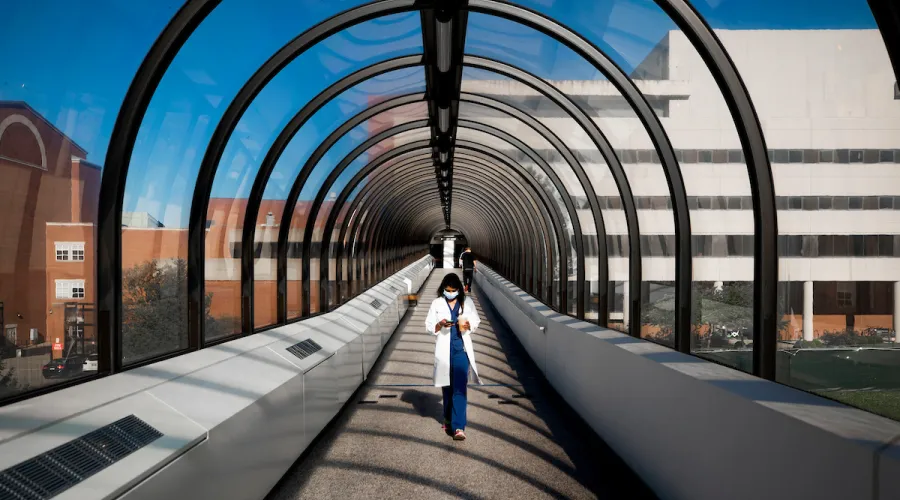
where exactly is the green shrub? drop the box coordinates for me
[821,329,884,346]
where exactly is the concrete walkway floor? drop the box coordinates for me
[267,270,656,500]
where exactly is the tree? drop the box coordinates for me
[122,259,236,363]
[0,355,19,399]
[642,281,790,348]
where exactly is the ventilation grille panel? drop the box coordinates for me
[286,339,322,360]
[370,299,383,310]
[0,415,162,500]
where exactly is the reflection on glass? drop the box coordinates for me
[292,78,426,315]
[457,99,599,319]
[693,0,900,418]
[201,15,422,332]
[462,32,627,327]
[514,0,900,419]
[0,1,186,395]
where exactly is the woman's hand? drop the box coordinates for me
[458,319,470,332]
[435,319,450,333]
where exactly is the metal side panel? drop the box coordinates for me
[378,311,395,347]
[0,391,207,500]
[324,313,365,386]
[335,314,377,379]
[320,312,363,345]
[303,352,340,440]
[0,344,248,445]
[119,374,306,500]
[144,342,303,434]
[361,323,381,377]
[332,339,363,407]
[299,318,354,358]
[337,301,383,377]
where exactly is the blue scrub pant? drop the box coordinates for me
[442,345,470,431]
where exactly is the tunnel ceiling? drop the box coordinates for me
[0,0,888,403]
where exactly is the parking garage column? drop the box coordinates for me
[803,281,814,341]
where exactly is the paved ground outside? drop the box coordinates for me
[267,269,656,500]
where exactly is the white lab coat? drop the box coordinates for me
[424,296,483,387]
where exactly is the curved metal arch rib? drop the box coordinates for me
[266,78,592,316]
[407,156,554,289]
[187,0,425,343]
[317,121,583,314]
[237,55,424,331]
[303,127,575,315]
[345,158,529,287]
[467,0,772,370]
[342,146,565,302]
[330,142,564,308]
[379,193,522,282]
[270,92,431,323]
[300,87,590,309]
[366,188,531,296]
[458,92,609,322]
[451,153,557,293]
[373,170,545,288]
[334,155,552,299]
[422,151,557,295]
[455,119,588,315]
[354,190,506,290]
[337,161,551,304]
[239,49,645,335]
[370,180,530,284]
[98,0,775,377]
[96,0,221,372]
[337,153,553,296]
[645,0,777,376]
[461,54,649,340]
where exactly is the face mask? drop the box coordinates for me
[443,290,459,300]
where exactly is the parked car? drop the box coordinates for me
[42,355,84,379]
[82,354,98,372]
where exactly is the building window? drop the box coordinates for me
[837,282,855,308]
[55,242,85,262]
[56,280,85,300]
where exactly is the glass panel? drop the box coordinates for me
[261,69,425,323]
[456,125,580,312]
[461,67,622,323]
[455,149,561,307]
[0,1,183,393]
[692,0,900,417]
[119,0,397,358]
[200,14,422,334]
[472,5,759,359]
[332,182,367,305]
[293,92,427,314]
[468,15,670,334]
[457,100,599,318]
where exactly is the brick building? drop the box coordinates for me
[0,101,340,360]
[0,101,99,356]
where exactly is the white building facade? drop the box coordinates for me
[445,28,900,340]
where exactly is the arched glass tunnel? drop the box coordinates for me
[2,0,900,427]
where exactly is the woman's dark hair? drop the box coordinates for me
[436,273,466,304]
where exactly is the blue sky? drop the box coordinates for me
[0,0,880,227]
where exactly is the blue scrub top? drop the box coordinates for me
[447,299,465,355]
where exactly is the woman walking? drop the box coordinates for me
[425,273,483,440]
